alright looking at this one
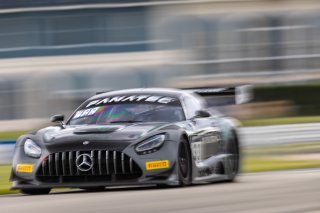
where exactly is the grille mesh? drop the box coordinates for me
[36,150,142,183]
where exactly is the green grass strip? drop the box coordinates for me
[242,157,320,173]
[0,165,18,195]
[241,116,320,127]
[0,131,28,140]
[243,141,320,155]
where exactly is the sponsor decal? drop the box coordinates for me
[73,107,100,119]
[146,160,170,170]
[16,164,33,173]
[86,95,176,108]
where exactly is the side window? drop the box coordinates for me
[183,96,202,119]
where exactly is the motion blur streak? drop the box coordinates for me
[0,0,320,209]
[0,0,320,121]
[1,170,320,213]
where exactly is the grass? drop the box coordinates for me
[0,131,28,140]
[0,131,28,195]
[242,142,320,172]
[241,116,320,127]
[242,157,320,173]
[0,165,17,195]
[243,141,320,155]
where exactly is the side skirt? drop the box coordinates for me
[192,154,232,184]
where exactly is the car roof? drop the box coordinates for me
[89,88,198,101]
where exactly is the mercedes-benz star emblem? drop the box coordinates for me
[83,141,90,145]
[76,153,93,172]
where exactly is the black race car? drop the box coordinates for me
[11,88,243,195]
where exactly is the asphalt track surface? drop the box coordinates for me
[1,170,320,213]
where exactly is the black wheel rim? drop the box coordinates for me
[179,142,189,178]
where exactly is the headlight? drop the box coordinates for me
[24,139,41,158]
[135,134,166,155]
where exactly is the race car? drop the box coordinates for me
[11,87,244,195]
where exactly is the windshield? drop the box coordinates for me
[68,95,185,125]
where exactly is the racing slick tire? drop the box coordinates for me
[177,137,192,186]
[225,131,240,182]
[20,188,51,195]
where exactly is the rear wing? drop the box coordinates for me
[184,85,253,106]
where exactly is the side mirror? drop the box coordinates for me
[194,110,211,118]
[50,114,65,128]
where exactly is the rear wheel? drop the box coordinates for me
[226,131,240,181]
[177,138,191,186]
[20,188,51,195]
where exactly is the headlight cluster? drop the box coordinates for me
[135,134,166,155]
[24,139,41,158]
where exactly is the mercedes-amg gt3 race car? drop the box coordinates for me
[11,87,245,195]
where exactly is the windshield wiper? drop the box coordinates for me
[109,120,143,124]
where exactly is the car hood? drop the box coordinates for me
[39,122,173,152]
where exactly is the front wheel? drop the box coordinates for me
[177,138,192,186]
[20,188,51,195]
[226,131,240,181]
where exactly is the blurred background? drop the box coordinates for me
[1,0,320,194]
[1,0,320,123]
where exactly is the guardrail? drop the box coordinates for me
[1,123,320,163]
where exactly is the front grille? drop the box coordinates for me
[36,150,142,183]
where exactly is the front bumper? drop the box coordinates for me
[11,140,180,189]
